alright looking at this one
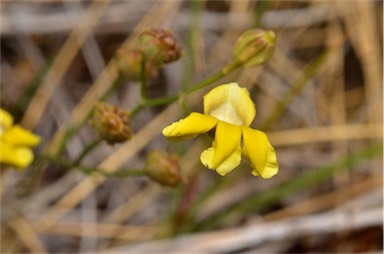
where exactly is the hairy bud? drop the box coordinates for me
[233,29,276,67]
[144,150,181,187]
[139,28,182,66]
[91,102,132,145]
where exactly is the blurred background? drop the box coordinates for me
[1,0,383,253]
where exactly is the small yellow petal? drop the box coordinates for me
[0,140,34,169]
[162,112,218,141]
[0,108,14,133]
[200,143,241,176]
[200,121,242,175]
[242,127,278,178]
[2,125,41,147]
[204,83,256,126]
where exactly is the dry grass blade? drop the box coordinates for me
[336,1,382,125]
[263,176,382,221]
[102,184,160,224]
[20,0,110,130]
[8,215,49,254]
[33,221,156,241]
[102,208,383,253]
[268,124,382,147]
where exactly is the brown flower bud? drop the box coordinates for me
[91,102,132,145]
[233,29,276,67]
[144,150,181,187]
[116,48,159,80]
[139,28,182,66]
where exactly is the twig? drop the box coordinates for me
[32,220,156,241]
[21,0,110,130]
[263,176,382,221]
[8,215,49,254]
[102,208,383,253]
[268,124,382,147]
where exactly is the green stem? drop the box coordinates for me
[130,94,179,118]
[72,137,103,166]
[184,61,240,94]
[130,61,241,118]
[10,57,53,121]
[80,167,146,177]
[253,1,270,28]
[140,55,148,100]
[39,154,146,177]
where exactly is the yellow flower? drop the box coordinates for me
[162,83,278,178]
[0,108,41,169]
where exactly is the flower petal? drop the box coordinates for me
[0,108,14,133]
[200,143,241,176]
[203,83,256,126]
[2,125,41,147]
[200,121,242,175]
[242,127,278,178]
[0,140,34,169]
[162,112,218,141]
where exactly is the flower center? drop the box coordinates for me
[209,104,243,126]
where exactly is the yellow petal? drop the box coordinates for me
[200,143,241,176]
[0,108,14,133]
[162,112,218,141]
[200,121,242,175]
[242,127,278,178]
[0,140,34,169]
[203,83,256,126]
[2,125,41,147]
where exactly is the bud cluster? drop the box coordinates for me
[116,28,182,80]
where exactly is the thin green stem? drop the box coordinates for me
[182,0,204,88]
[184,61,241,94]
[100,74,126,101]
[39,154,146,177]
[130,61,241,118]
[80,167,146,177]
[253,1,270,28]
[11,57,53,121]
[140,55,148,100]
[72,137,103,166]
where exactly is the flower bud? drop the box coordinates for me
[233,29,276,68]
[144,150,181,187]
[139,28,182,66]
[91,102,132,145]
[116,48,158,80]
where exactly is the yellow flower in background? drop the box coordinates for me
[0,108,41,169]
[162,83,278,178]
